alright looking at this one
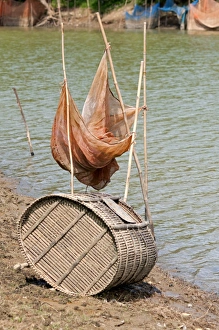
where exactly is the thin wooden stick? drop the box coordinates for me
[61,23,74,195]
[13,88,34,156]
[124,61,143,202]
[143,22,147,194]
[58,0,74,195]
[143,23,154,235]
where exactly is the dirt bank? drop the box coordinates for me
[57,4,179,30]
[59,4,132,29]
[0,171,218,330]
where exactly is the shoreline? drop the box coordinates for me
[0,170,218,329]
[35,4,181,30]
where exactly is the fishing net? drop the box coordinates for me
[187,0,219,30]
[159,0,187,27]
[125,3,160,29]
[51,51,139,190]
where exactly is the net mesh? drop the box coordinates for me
[51,51,139,190]
[0,0,45,26]
[187,0,219,30]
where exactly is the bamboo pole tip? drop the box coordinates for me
[96,12,101,22]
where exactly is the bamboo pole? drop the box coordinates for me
[13,88,34,156]
[96,12,148,216]
[96,12,129,133]
[61,23,74,195]
[143,22,147,192]
[124,61,144,202]
[58,0,74,195]
[143,23,154,235]
[61,24,73,193]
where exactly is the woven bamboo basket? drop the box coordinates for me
[18,193,157,296]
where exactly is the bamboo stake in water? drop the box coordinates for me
[13,88,34,156]
[124,61,144,202]
[143,23,154,235]
[143,22,147,194]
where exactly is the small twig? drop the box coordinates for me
[193,302,212,322]
[41,302,59,313]
[13,88,34,156]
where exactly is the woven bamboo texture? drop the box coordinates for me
[18,193,157,296]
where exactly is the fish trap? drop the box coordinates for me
[18,193,157,296]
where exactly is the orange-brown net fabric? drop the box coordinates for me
[187,0,219,30]
[51,51,139,190]
[0,0,45,26]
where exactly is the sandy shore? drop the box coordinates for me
[0,170,218,329]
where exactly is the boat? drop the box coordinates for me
[187,0,219,30]
[125,3,160,29]
[18,15,157,296]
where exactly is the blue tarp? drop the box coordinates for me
[125,1,199,28]
[125,3,160,21]
[159,0,187,25]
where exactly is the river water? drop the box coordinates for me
[0,26,218,294]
